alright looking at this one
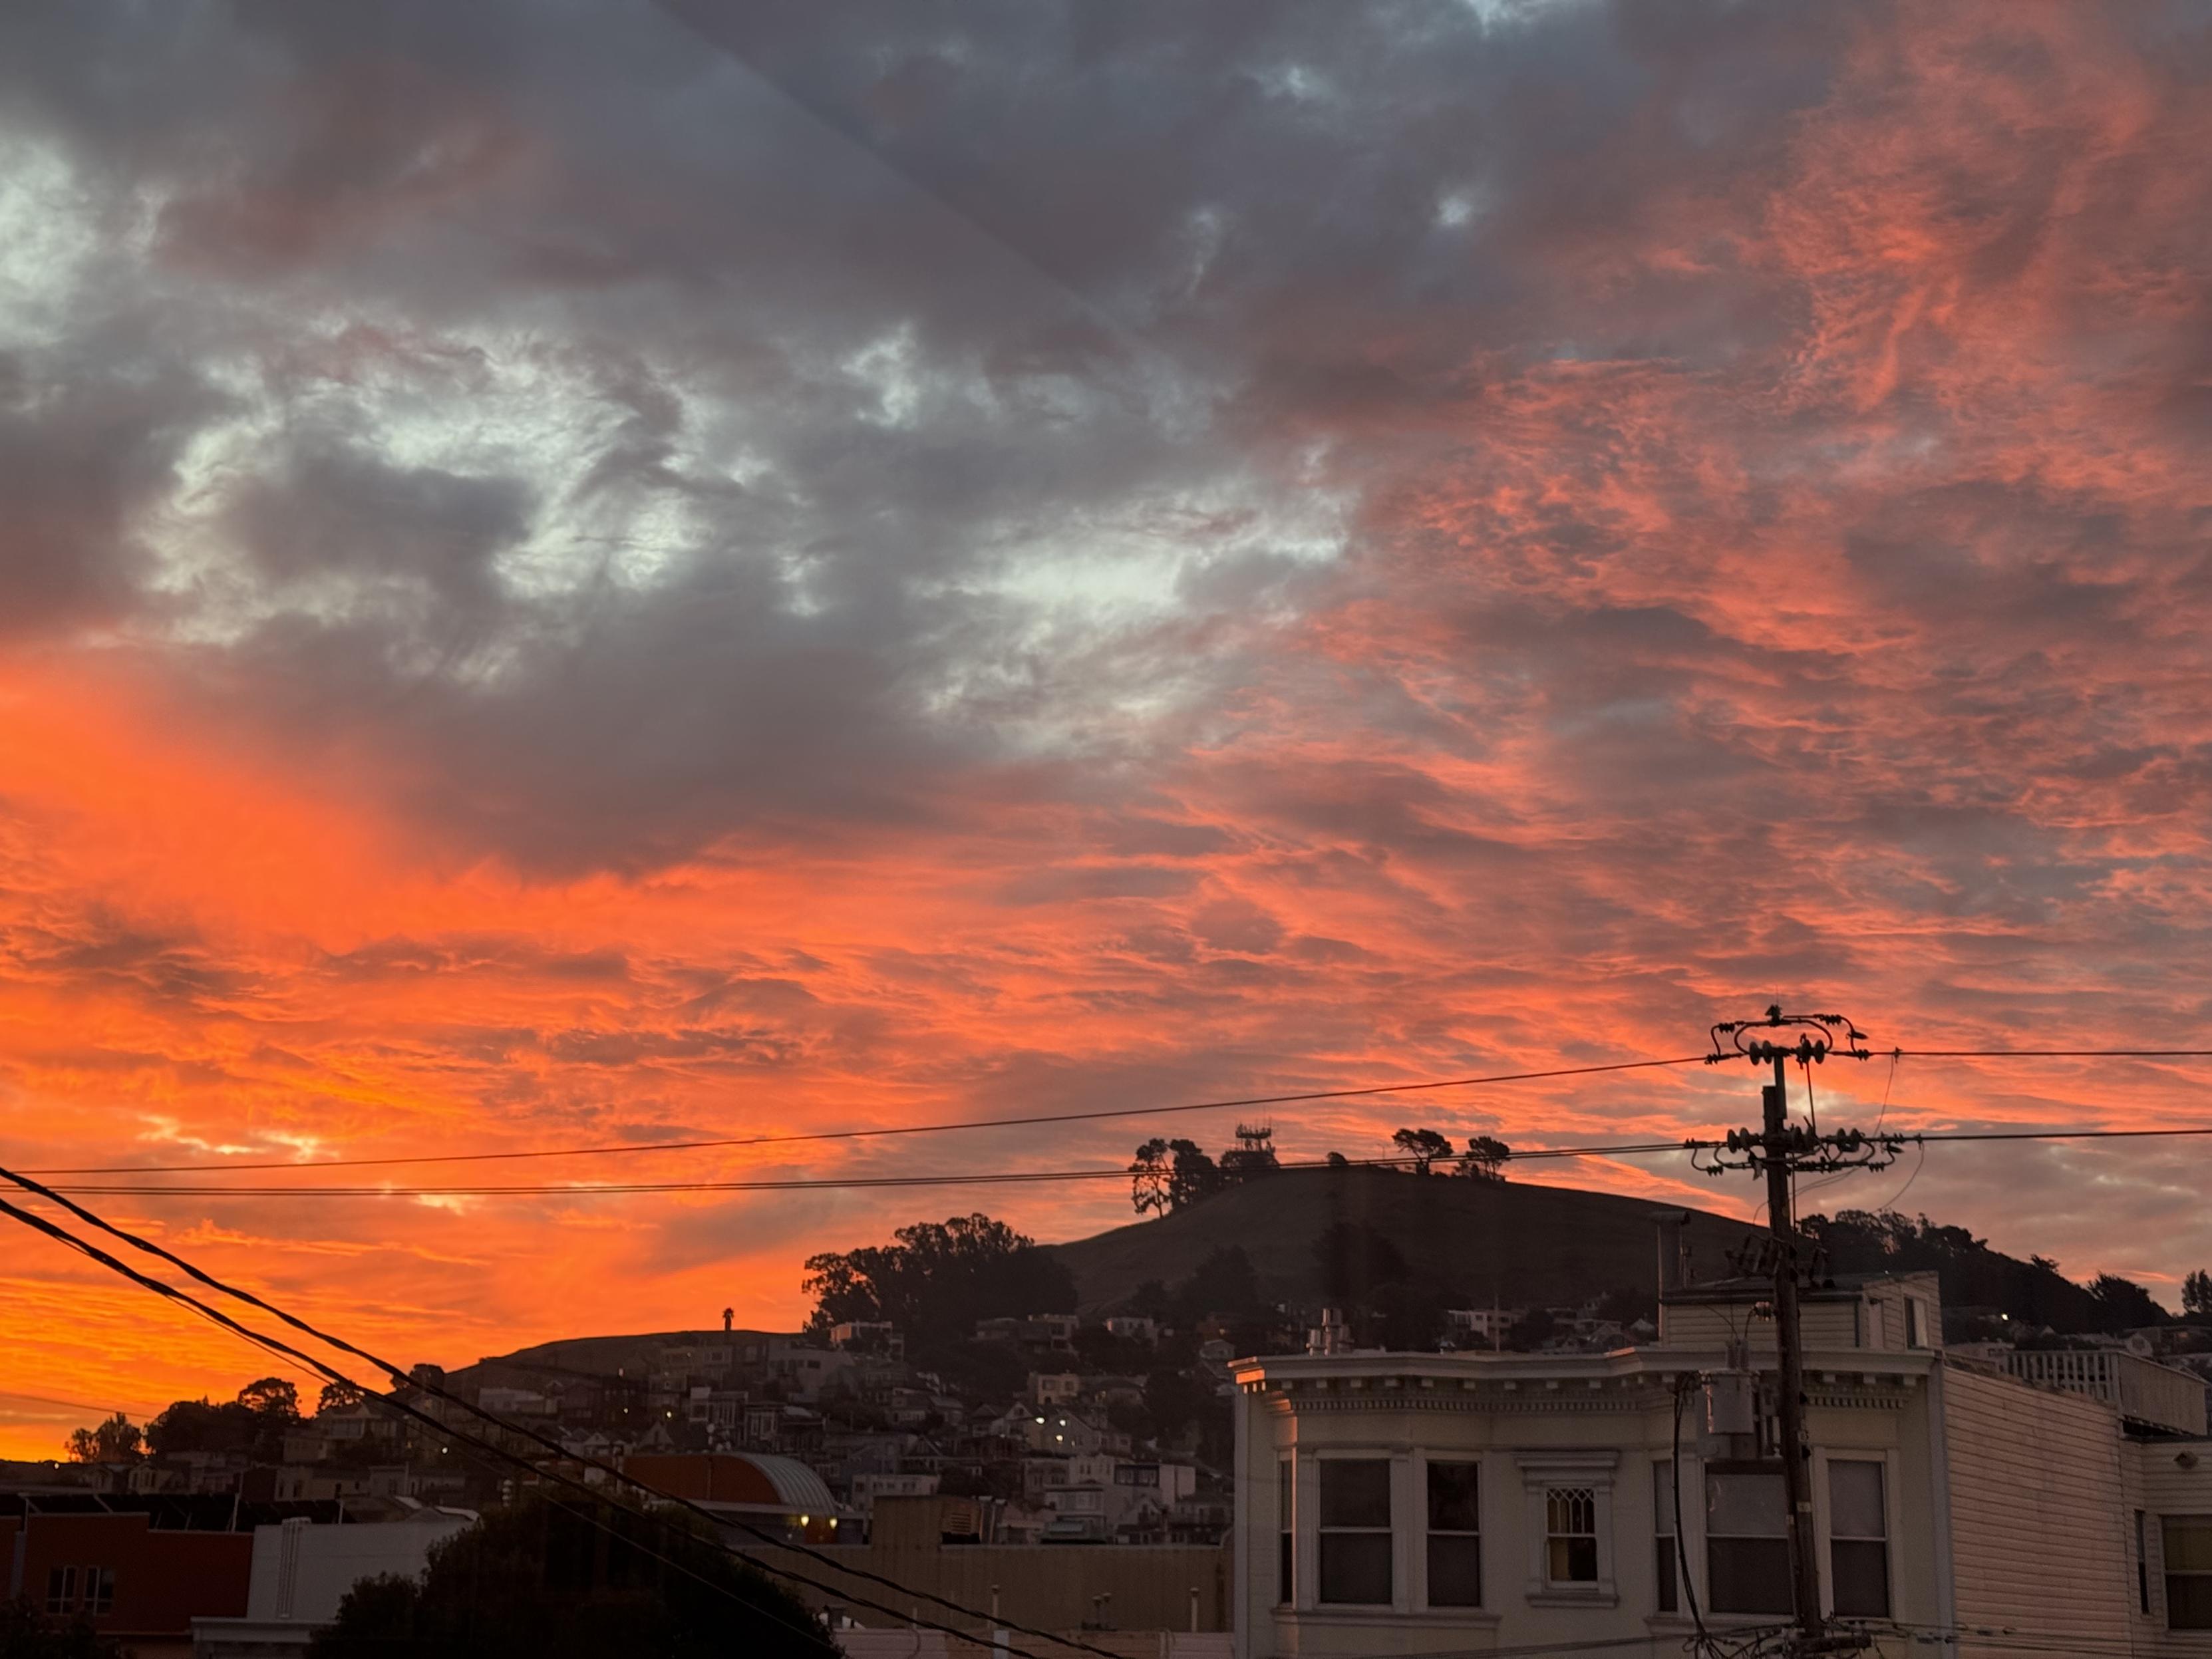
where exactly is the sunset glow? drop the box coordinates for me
[5,1,2212,1457]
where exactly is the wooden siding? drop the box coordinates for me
[1942,1366,2134,1651]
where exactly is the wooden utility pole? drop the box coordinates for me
[1704,1004,1894,1656]
[1763,1048,1824,1642]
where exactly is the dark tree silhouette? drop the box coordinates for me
[2185,1270,2212,1318]
[63,1413,141,1464]
[0,1598,126,1659]
[801,1213,1074,1338]
[1458,1136,1512,1180]
[1128,1137,1223,1214]
[308,1495,828,1659]
[1391,1127,1454,1175]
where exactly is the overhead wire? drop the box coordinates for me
[33,1121,2212,1200]
[0,1163,1135,1659]
[11,1056,1713,1177]
[15,1142,1710,1198]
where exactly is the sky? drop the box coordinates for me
[3,0,2212,1457]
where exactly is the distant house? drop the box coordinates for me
[975,1314,1078,1350]
[829,1320,905,1358]
[1028,1372,1083,1406]
[1104,1316,1162,1345]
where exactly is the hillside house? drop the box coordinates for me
[1231,1227,2212,1658]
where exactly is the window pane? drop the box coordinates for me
[1707,1471,1786,1538]
[2167,1517,2212,1573]
[1321,1459,1392,1529]
[1654,1461,1676,1537]
[1830,1461,1885,1539]
[1319,1532,1392,1604]
[1656,1536,1678,1614]
[1547,1535,1598,1583]
[1278,1529,1294,1605]
[2169,1575,2212,1632]
[1427,1461,1480,1533]
[1546,1487,1594,1535]
[1709,1537,1792,1614]
[1832,1538,1889,1617]
[1428,1534,1482,1606]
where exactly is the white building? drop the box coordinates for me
[192,1507,477,1658]
[1232,1231,2212,1657]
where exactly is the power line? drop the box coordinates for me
[1895,1048,2212,1058]
[27,1142,1709,1198]
[27,1122,2212,1199]
[12,1056,1710,1176]
[0,1175,1116,1659]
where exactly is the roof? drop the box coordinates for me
[619,1452,836,1515]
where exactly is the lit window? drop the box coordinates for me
[1318,1459,1392,1605]
[1653,1461,1679,1614]
[1545,1487,1597,1584]
[1426,1461,1480,1607]
[1706,1468,1790,1614]
[2164,1515,2212,1630]
[1828,1461,1888,1617]
[46,1565,77,1616]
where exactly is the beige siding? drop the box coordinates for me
[1942,1366,2133,1650]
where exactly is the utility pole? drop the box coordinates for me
[1762,1032,1823,1643]
[1702,1006,1895,1656]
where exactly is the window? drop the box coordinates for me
[1277,1459,1294,1605]
[1426,1460,1481,1607]
[1706,1467,1791,1615]
[1828,1461,1888,1617]
[2137,1510,2151,1616]
[2165,1515,2212,1630]
[45,1566,77,1616]
[82,1568,114,1617]
[1545,1487,1598,1584]
[1653,1461,1679,1614]
[1318,1459,1392,1605]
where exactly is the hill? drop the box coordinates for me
[1040,1165,1758,1315]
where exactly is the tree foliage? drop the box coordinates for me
[64,1413,142,1464]
[1800,1209,2171,1333]
[0,1599,126,1659]
[145,1376,305,1463]
[317,1380,367,1415]
[801,1213,1074,1340]
[1129,1137,1223,1215]
[1390,1127,1454,1175]
[2185,1269,2212,1318]
[307,1495,829,1659]
[1457,1136,1512,1180]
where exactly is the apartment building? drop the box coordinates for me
[1231,1239,2212,1658]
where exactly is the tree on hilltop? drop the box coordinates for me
[1390,1127,1453,1175]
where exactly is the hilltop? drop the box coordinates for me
[1040,1165,1758,1314]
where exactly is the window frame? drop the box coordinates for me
[2163,1513,2212,1631]
[1544,1486,1599,1586]
[1704,1461,1792,1617]
[1315,1455,1395,1608]
[45,1565,78,1616]
[1653,1458,1680,1615]
[1422,1455,1482,1610]
[82,1566,115,1617]
[1276,1457,1295,1607]
[1824,1458,1889,1618]
[1515,1449,1619,1607]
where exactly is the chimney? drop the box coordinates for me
[1653,1209,1690,1296]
